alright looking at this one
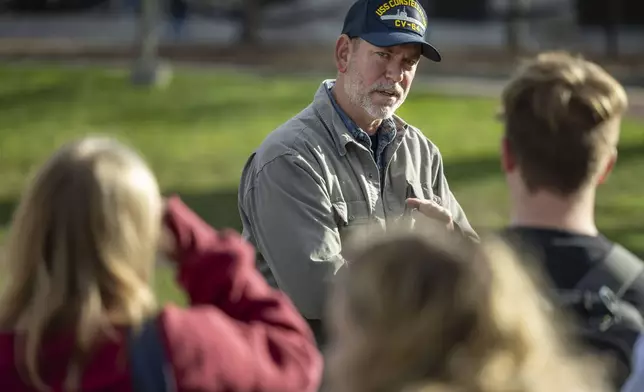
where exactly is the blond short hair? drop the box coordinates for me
[501,51,628,194]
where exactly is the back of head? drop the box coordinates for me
[501,51,628,195]
[326,225,612,392]
[0,136,161,390]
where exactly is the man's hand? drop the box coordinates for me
[405,197,454,231]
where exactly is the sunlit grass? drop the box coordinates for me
[1,64,643,304]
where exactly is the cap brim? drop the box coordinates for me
[360,31,442,62]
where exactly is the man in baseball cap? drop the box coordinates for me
[239,0,474,346]
[342,0,441,61]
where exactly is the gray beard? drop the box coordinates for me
[343,70,403,120]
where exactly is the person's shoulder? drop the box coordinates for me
[398,118,428,141]
[607,241,644,302]
[158,303,323,392]
[497,227,543,256]
[608,241,643,261]
[395,116,442,154]
[251,105,329,168]
[158,304,237,365]
[157,305,232,386]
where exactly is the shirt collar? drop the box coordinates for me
[312,80,407,156]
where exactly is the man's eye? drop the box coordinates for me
[376,52,390,59]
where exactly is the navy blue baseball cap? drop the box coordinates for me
[342,0,441,62]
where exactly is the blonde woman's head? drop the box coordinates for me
[326,225,611,392]
[0,136,162,391]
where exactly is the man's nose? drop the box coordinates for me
[386,63,404,83]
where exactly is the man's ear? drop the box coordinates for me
[597,150,618,185]
[501,136,516,173]
[335,35,352,73]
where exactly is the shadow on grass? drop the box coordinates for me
[442,140,644,187]
[603,226,644,258]
[0,200,16,230]
[0,157,498,235]
[1,142,643,256]
[165,188,243,232]
[0,85,77,113]
[443,155,502,187]
[97,96,311,129]
[0,188,243,238]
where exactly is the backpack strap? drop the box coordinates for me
[574,244,644,298]
[127,317,176,392]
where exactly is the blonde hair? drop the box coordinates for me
[0,136,162,391]
[326,224,612,392]
[501,51,628,194]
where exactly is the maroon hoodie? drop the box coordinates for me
[0,196,323,391]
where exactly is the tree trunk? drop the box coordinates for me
[240,0,261,46]
[604,0,621,59]
[131,0,167,85]
[505,0,530,55]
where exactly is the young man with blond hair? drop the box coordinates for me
[499,51,644,389]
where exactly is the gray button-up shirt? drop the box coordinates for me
[238,79,476,320]
[325,81,396,172]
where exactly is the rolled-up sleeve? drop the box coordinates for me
[241,153,346,320]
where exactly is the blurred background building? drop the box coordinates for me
[0,0,642,57]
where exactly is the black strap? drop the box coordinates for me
[556,244,644,327]
[127,317,175,392]
[552,244,644,387]
[575,244,644,298]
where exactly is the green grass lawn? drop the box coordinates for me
[1,64,643,304]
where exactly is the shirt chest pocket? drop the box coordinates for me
[407,180,442,206]
[386,180,436,216]
[332,200,375,243]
